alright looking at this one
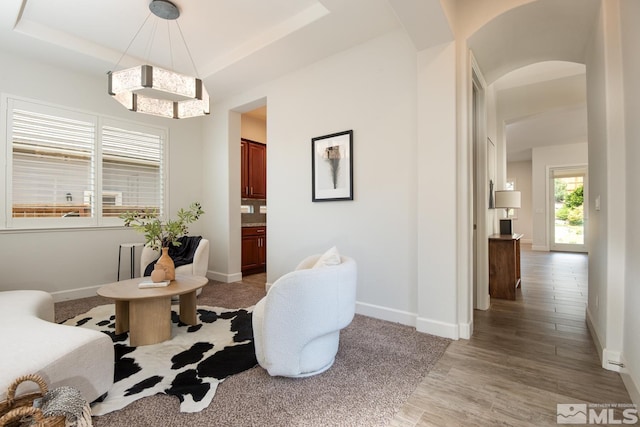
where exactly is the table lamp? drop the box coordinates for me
[494,190,521,235]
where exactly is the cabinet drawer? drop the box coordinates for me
[242,226,266,237]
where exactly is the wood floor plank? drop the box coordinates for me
[391,245,634,426]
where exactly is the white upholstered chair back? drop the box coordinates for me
[139,238,210,278]
[252,254,357,377]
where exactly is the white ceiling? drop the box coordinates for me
[496,61,588,163]
[468,0,599,85]
[0,0,406,101]
[468,0,597,164]
[505,103,587,162]
[0,0,590,161]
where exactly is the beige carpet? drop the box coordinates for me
[55,279,450,426]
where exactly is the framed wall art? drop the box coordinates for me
[311,130,353,202]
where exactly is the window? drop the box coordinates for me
[4,97,166,229]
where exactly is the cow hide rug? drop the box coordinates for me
[62,304,257,415]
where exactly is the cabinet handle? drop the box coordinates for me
[245,186,249,194]
[250,187,254,195]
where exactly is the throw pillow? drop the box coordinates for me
[312,246,342,268]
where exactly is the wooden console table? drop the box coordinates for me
[488,234,523,300]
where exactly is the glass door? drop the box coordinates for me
[550,167,587,252]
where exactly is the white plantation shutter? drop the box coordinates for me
[6,97,166,228]
[101,125,164,217]
[10,103,96,221]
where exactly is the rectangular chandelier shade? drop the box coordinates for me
[108,65,210,119]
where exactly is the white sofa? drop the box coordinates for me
[0,290,114,403]
[252,254,357,377]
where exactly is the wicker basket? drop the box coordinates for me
[0,374,65,427]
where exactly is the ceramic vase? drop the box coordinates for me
[150,264,166,283]
[156,247,175,280]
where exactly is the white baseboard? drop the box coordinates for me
[603,349,623,373]
[586,307,605,366]
[586,307,628,373]
[208,270,242,283]
[355,301,466,340]
[531,245,549,251]
[355,301,416,327]
[621,361,640,406]
[458,321,473,339]
[476,294,490,311]
[51,285,103,302]
[416,316,460,340]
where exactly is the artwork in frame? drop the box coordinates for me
[312,130,353,202]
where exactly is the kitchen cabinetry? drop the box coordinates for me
[488,233,523,300]
[241,139,266,199]
[242,226,266,275]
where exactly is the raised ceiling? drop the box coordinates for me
[466,0,596,163]
[0,0,406,100]
[468,0,599,85]
[0,0,592,159]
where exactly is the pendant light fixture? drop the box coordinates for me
[107,0,210,119]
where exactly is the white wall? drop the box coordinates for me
[506,160,533,242]
[0,50,205,300]
[416,41,459,337]
[620,0,640,404]
[452,0,539,325]
[201,108,242,283]
[267,30,420,320]
[203,30,463,337]
[531,143,587,250]
[584,0,628,375]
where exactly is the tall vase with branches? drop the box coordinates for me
[120,202,204,279]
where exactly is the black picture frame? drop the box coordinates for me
[312,130,353,202]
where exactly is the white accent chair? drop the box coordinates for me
[0,290,114,403]
[140,238,210,277]
[252,254,357,377]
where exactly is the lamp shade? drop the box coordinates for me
[494,190,521,209]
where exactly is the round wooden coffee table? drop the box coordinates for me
[97,274,208,346]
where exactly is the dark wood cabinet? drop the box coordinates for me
[488,234,522,300]
[241,139,266,199]
[242,226,266,275]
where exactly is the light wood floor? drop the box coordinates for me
[391,245,634,426]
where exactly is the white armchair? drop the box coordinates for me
[252,254,357,377]
[140,238,210,278]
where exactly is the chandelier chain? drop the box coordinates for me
[176,20,201,78]
[144,18,158,64]
[111,12,153,72]
[166,19,175,73]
